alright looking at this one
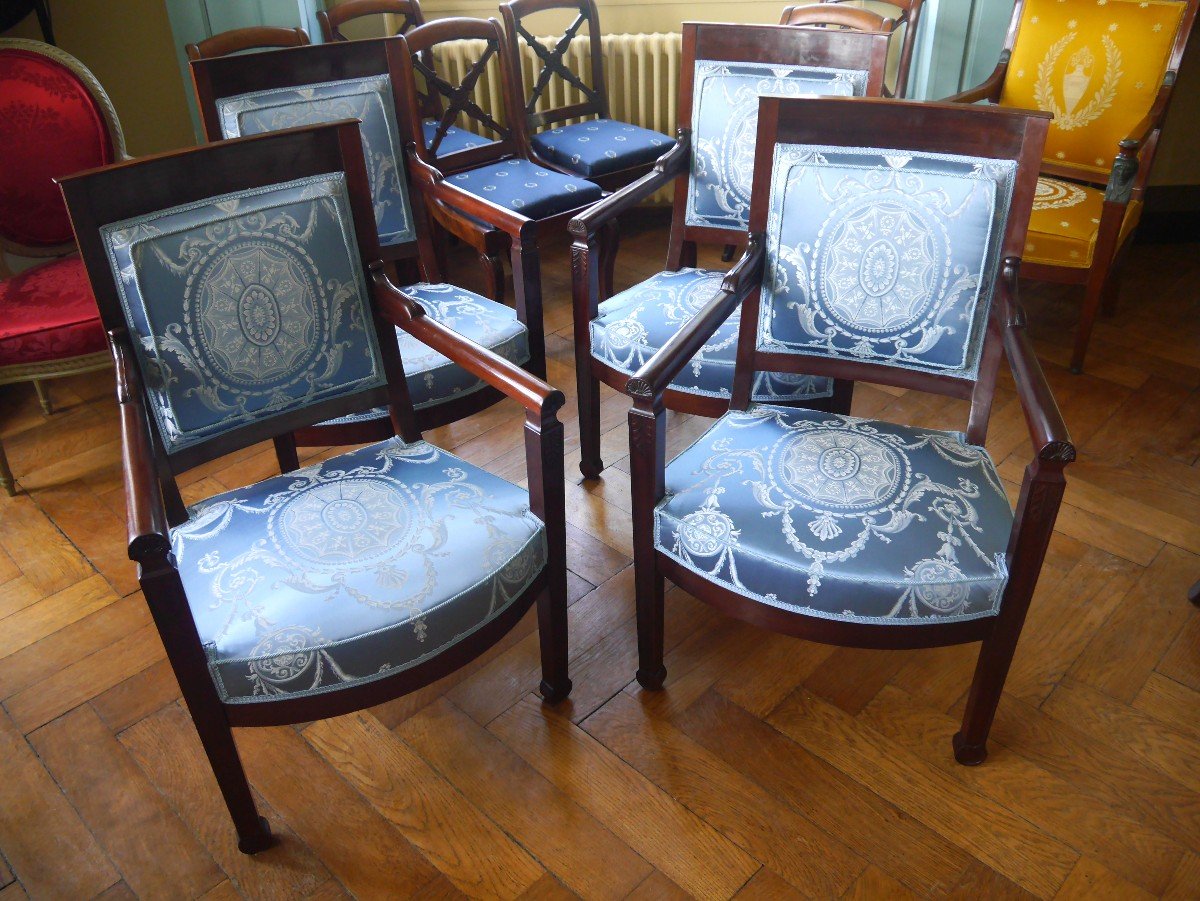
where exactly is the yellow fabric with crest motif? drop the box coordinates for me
[1000,0,1184,177]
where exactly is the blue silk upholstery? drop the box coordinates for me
[687,60,870,231]
[423,120,497,157]
[656,406,1011,625]
[531,118,673,177]
[321,281,529,426]
[759,145,1016,377]
[590,268,831,402]
[172,437,546,702]
[447,158,603,218]
[101,174,385,454]
[215,76,417,247]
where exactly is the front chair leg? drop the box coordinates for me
[629,405,667,690]
[479,252,506,304]
[536,576,572,703]
[1070,273,1107,374]
[599,220,619,301]
[33,379,52,415]
[192,708,274,854]
[0,435,15,496]
[510,240,546,379]
[577,356,603,480]
[273,434,300,473]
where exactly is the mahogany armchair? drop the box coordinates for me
[191,39,544,468]
[499,0,675,191]
[318,0,426,41]
[0,38,126,495]
[184,25,310,62]
[784,0,925,97]
[59,122,571,852]
[947,0,1198,373]
[396,17,606,338]
[624,96,1070,765]
[568,22,889,479]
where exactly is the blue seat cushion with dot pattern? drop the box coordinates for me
[423,120,497,157]
[656,405,1012,626]
[172,437,546,702]
[590,268,832,402]
[318,281,529,426]
[448,158,603,218]
[531,118,673,178]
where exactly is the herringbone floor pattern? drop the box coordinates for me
[0,220,1197,900]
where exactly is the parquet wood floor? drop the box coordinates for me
[0,217,1197,900]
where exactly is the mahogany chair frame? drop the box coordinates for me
[500,0,656,191]
[787,0,925,97]
[59,122,572,853]
[0,38,128,496]
[190,38,539,462]
[568,22,889,479]
[778,4,899,95]
[397,16,612,369]
[184,25,310,62]
[946,0,1199,374]
[318,0,426,41]
[624,96,1072,765]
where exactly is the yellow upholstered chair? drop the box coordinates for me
[950,0,1197,373]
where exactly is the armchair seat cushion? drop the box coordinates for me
[423,120,497,158]
[590,268,832,402]
[1024,177,1141,269]
[171,437,546,703]
[319,281,529,425]
[0,256,106,366]
[531,119,673,178]
[448,158,603,219]
[655,405,1012,625]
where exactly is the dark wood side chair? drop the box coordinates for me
[396,16,607,354]
[318,0,426,41]
[191,39,544,468]
[0,38,127,495]
[784,0,925,97]
[59,122,572,852]
[568,22,889,479]
[499,0,675,192]
[624,95,1071,766]
[946,0,1198,374]
[184,25,310,62]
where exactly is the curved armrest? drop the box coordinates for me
[110,333,171,563]
[568,131,690,238]
[943,55,1008,104]
[371,265,564,418]
[1121,75,1174,153]
[406,148,530,235]
[999,262,1075,466]
[626,235,764,402]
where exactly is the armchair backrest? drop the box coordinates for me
[60,124,410,473]
[997,0,1195,179]
[397,17,522,174]
[185,26,310,62]
[318,0,426,41]
[192,39,434,269]
[499,0,608,136]
[674,23,889,244]
[0,38,125,256]
[733,97,1048,443]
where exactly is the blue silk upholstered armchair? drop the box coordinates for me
[191,38,545,471]
[59,122,571,852]
[568,22,891,480]
[624,96,1074,765]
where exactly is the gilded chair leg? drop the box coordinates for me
[0,436,15,497]
[479,252,505,304]
[33,379,52,415]
[510,241,546,379]
[273,434,300,473]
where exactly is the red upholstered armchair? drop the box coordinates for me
[0,38,125,496]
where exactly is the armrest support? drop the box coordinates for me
[406,147,531,235]
[1105,75,1173,203]
[110,332,172,564]
[568,130,690,239]
[999,261,1075,466]
[371,265,564,418]
[943,53,1009,104]
[626,234,765,402]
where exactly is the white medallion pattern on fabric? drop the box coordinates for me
[216,76,416,246]
[656,406,1012,624]
[589,267,832,402]
[172,438,546,701]
[758,144,1017,378]
[101,174,385,453]
[686,60,870,231]
[1034,32,1122,131]
[1033,176,1088,211]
